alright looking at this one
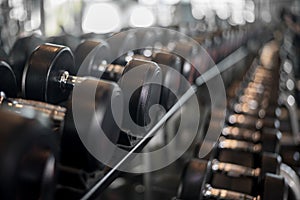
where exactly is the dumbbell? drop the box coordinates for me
[172,41,199,84]
[74,29,158,75]
[21,43,161,117]
[151,52,185,110]
[226,113,280,131]
[74,40,103,74]
[178,158,287,200]
[74,40,186,111]
[221,126,281,153]
[0,92,66,134]
[47,33,81,53]
[20,43,162,170]
[0,109,58,200]
[9,34,44,90]
[230,99,279,118]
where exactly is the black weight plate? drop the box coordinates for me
[9,34,44,89]
[61,79,121,172]
[261,131,281,153]
[152,52,183,110]
[0,61,18,97]
[263,173,288,200]
[218,149,255,168]
[0,109,58,200]
[178,159,208,200]
[121,59,162,130]
[211,173,254,195]
[74,40,109,75]
[47,34,81,53]
[81,32,112,41]
[22,44,75,104]
[108,31,137,65]
[261,152,281,175]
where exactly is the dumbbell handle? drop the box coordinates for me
[219,139,262,153]
[58,71,78,90]
[222,126,261,142]
[58,64,125,90]
[203,184,260,200]
[211,159,261,177]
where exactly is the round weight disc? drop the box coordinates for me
[178,159,208,200]
[74,40,110,76]
[261,152,281,175]
[0,61,18,97]
[47,34,81,53]
[0,110,58,200]
[9,35,44,89]
[22,44,75,104]
[263,173,288,200]
[152,52,183,110]
[121,59,162,132]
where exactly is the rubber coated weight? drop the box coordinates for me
[121,59,162,129]
[9,34,44,89]
[0,109,58,200]
[261,152,281,175]
[61,80,122,172]
[22,44,75,103]
[0,61,18,97]
[152,52,183,110]
[47,34,81,53]
[263,173,288,200]
[108,31,137,65]
[74,40,102,74]
[173,42,198,83]
[178,159,208,200]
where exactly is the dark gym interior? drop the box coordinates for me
[0,0,300,199]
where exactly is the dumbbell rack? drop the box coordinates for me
[79,47,250,200]
[2,15,296,200]
[77,30,275,199]
[179,40,283,199]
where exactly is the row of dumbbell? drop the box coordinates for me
[277,39,300,179]
[0,30,210,199]
[1,23,265,96]
[0,24,264,199]
[0,43,179,199]
[176,41,288,200]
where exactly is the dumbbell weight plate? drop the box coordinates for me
[61,80,122,172]
[22,44,75,103]
[47,34,81,53]
[178,159,209,200]
[262,173,288,200]
[261,152,281,175]
[120,59,162,129]
[9,34,44,89]
[107,31,137,65]
[0,61,18,97]
[74,40,110,75]
[152,52,183,110]
[0,109,58,200]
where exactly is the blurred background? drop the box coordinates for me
[0,0,297,52]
